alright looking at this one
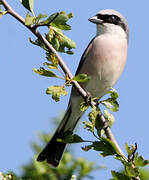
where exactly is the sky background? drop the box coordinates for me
[0,0,149,179]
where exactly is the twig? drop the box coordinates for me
[0,0,127,161]
[32,12,59,28]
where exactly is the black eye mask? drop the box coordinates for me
[96,14,127,32]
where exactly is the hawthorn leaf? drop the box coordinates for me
[83,121,94,133]
[101,98,119,112]
[29,38,48,51]
[33,68,57,78]
[125,165,139,178]
[46,85,67,102]
[111,171,130,180]
[108,88,119,99]
[43,62,57,69]
[92,137,120,156]
[80,101,89,112]
[20,0,34,15]
[134,153,149,167]
[57,131,84,143]
[25,12,34,25]
[34,13,47,24]
[104,110,115,128]
[52,26,76,49]
[73,74,91,82]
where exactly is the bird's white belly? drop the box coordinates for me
[84,71,113,98]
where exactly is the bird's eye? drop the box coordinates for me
[109,15,116,22]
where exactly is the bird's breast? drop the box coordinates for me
[79,34,128,98]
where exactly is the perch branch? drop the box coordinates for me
[0,0,127,161]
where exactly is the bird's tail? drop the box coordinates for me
[37,103,83,167]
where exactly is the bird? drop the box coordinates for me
[37,9,129,167]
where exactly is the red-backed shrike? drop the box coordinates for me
[37,9,129,167]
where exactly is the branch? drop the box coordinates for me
[0,0,126,160]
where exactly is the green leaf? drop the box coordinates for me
[125,143,133,156]
[43,62,57,69]
[43,13,59,25]
[88,106,99,124]
[52,26,76,49]
[52,37,60,51]
[34,13,47,24]
[111,171,130,180]
[134,153,149,167]
[46,85,67,102]
[43,11,73,30]
[33,67,58,78]
[125,165,139,178]
[57,131,84,143]
[51,13,69,30]
[92,137,121,156]
[20,0,34,15]
[53,11,68,24]
[108,88,119,99]
[29,38,48,51]
[25,12,34,25]
[103,110,115,128]
[45,17,76,54]
[46,52,59,66]
[50,11,72,30]
[80,101,89,112]
[73,74,91,82]
[67,12,73,19]
[101,98,119,112]
[83,121,94,133]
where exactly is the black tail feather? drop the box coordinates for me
[37,105,72,167]
[37,131,67,167]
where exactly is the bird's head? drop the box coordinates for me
[89,9,129,41]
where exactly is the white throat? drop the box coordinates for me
[96,23,127,39]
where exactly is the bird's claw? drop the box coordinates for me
[85,91,92,105]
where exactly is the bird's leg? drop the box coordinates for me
[84,91,92,106]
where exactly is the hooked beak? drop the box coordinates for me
[88,15,103,24]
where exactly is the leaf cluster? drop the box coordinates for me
[20,0,76,53]
[18,0,93,103]
[110,144,149,180]
[101,89,119,112]
[61,100,149,180]
[25,11,76,54]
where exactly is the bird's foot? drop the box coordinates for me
[85,91,92,106]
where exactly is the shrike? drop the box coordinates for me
[37,9,129,167]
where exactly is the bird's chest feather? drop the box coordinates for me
[80,35,127,97]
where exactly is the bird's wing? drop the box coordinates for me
[75,37,95,75]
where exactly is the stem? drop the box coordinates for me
[57,67,65,78]
[100,114,126,159]
[0,0,127,162]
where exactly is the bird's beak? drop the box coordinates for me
[88,16,103,24]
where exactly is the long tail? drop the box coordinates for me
[37,102,83,167]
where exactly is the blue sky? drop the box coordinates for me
[0,0,149,179]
